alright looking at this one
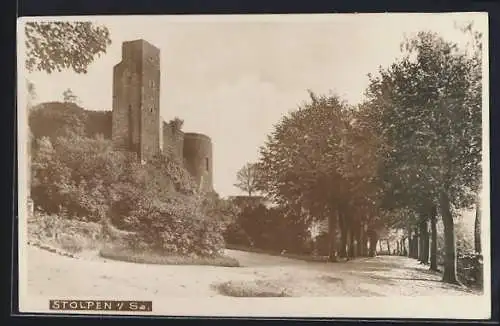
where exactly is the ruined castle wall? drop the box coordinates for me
[112,40,160,161]
[183,133,213,192]
[139,41,161,161]
[112,59,141,155]
[162,122,185,159]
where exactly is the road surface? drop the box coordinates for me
[25,245,476,298]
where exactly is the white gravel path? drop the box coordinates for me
[25,245,478,298]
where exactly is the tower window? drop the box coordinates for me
[205,157,209,171]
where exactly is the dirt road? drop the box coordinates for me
[26,245,476,298]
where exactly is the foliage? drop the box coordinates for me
[223,222,253,247]
[30,124,227,257]
[201,192,239,227]
[25,21,112,74]
[257,91,351,215]
[256,91,384,259]
[100,242,240,267]
[367,31,482,212]
[28,210,102,253]
[63,88,79,104]
[31,134,122,220]
[213,280,291,297]
[364,28,482,282]
[234,162,261,196]
[29,102,112,143]
[224,204,312,254]
[169,117,184,131]
[123,194,226,256]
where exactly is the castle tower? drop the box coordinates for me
[112,40,161,162]
[183,133,214,193]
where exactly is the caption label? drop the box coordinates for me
[49,300,152,311]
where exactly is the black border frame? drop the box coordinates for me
[5,0,500,324]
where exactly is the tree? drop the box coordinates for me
[63,88,79,104]
[366,30,482,284]
[234,163,261,196]
[258,92,360,261]
[474,194,482,254]
[27,80,37,106]
[24,20,112,214]
[169,117,184,131]
[25,21,112,74]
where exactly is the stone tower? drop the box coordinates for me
[112,39,161,162]
[183,133,214,193]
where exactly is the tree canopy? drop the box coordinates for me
[25,21,112,74]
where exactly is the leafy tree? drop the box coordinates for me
[25,21,112,207]
[366,30,482,284]
[25,21,111,74]
[169,117,184,131]
[29,102,87,143]
[63,88,79,104]
[26,80,37,105]
[257,91,359,261]
[234,162,261,196]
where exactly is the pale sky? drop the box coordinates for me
[24,13,486,197]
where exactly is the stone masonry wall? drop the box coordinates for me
[183,133,214,193]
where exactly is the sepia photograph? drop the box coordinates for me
[17,13,490,318]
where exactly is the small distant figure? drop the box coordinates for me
[281,249,287,255]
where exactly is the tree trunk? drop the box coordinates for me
[420,220,429,264]
[424,222,430,264]
[440,192,460,284]
[348,227,356,258]
[407,224,414,257]
[430,206,439,271]
[339,211,348,258]
[396,240,400,255]
[357,222,365,256]
[418,222,424,262]
[413,228,419,259]
[361,223,369,256]
[369,230,378,257]
[474,198,481,254]
[409,232,415,258]
[328,210,338,262]
[386,239,391,255]
[410,234,415,258]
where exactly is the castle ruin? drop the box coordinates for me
[112,39,213,192]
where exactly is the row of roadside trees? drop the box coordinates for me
[232,23,483,285]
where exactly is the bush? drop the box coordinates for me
[30,125,228,259]
[457,250,483,287]
[99,243,240,267]
[58,233,85,253]
[212,280,291,297]
[223,222,253,247]
[28,211,102,253]
[120,194,226,257]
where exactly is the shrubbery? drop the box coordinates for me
[223,202,312,254]
[435,218,483,287]
[457,250,483,287]
[30,105,232,259]
[28,210,101,253]
[123,195,225,256]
